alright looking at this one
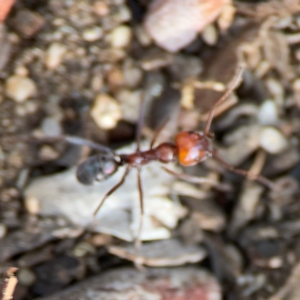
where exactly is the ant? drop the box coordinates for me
[58,65,274,248]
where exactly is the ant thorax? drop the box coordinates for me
[175,131,213,167]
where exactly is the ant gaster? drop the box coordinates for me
[64,65,274,248]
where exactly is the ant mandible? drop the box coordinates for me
[62,65,274,248]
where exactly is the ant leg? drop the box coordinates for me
[135,167,144,249]
[212,149,275,189]
[204,64,244,136]
[162,166,231,192]
[150,117,170,149]
[93,166,130,217]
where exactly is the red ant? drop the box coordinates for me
[61,65,274,248]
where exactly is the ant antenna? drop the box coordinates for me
[204,64,244,136]
[135,97,147,153]
[150,117,170,149]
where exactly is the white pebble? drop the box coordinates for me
[259,127,288,154]
[5,75,36,103]
[45,43,66,70]
[91,94,122,129]
[258,100,279,126]
[109,25,132,48]
[82,27,103,42]
[41,117,62,136]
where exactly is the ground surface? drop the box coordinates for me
[1,1,300,300]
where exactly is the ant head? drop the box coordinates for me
[76,155,118,185]
[175,131,213,166]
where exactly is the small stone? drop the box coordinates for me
[18,267,36,286]
[5,75,36,103]
[109,25,132,48]
[72,242,96,257]
[117,89,143,122]
[123,66,143,88]
[91,94,122,129]
[39,145,59,161]
[93,2,110,16]
[107,67,125,88]
[201,24,218,45]
[12,9,44,37]
[116,5,131,22]
[82,27,103,42]
[91,73,104,91]
[259,127,289,154]
[24,196,40,215]
[15,65,28,77]
[134,25,152,46]
[258,100,279,126]
[0,223,7,239]
[45,43,67,70]
[41,117,62,137]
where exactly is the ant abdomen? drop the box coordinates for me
[76,154,119,185]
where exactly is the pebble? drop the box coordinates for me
[5,75,37,103]
[123,65,143,88]
[116,5,131,22]
[134,25,152,46]
[117,89,142,122]
[258,100,279,126]
[41,117,62,137]
[259,127,289,154]
[15,65,29,77]
[93,2,110,16]
[12,10,45,38]
[45,43,67,70]
[201,24,218,45]
[107,67,125,88]
[109,25,132,48]
[82,26,103,42]
[24,196,40,215]
[0,223,7,239]
[72,242,96,257]
[91,73,104,91]
[90,94,122,129]
[39,145,59,161]
[18,267,36,286]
